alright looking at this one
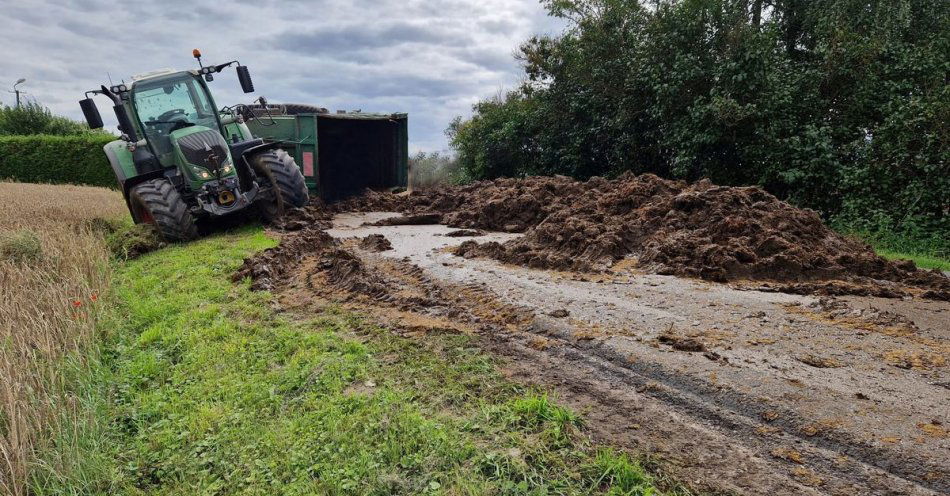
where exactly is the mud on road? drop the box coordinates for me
[334,174,949,300]
[235,176,949,495]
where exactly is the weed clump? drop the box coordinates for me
[82,216,124,235]
[0,229,43,264]
[106,224,165,260]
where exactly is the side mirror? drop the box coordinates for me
[236,65,254,93]
[79,98,103,129]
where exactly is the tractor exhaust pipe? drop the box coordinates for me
[99,85,139,142]
[113,104,139,142]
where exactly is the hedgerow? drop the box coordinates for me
[0,134,117,188]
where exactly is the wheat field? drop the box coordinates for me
[0,182,126,495]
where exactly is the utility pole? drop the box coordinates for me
[752,0,763,27]
[12,78,26,107]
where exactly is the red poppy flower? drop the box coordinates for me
[90,293,98,302]
[72,300,82,308]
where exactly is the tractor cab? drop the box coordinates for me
[103,69,243,192]
[130,72,222,162]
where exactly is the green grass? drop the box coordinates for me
[834,225,950,271]
[875,249,950,271]
[34,226,671,495]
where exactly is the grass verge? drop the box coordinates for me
[42,226,671,495]
[836,227,950,271]
[874,249,950,272]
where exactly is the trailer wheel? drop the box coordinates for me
[129,179,198,242]
[249,149,309,220]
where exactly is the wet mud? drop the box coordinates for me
[233,206,950,496]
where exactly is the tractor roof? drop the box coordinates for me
[130,68,192,83]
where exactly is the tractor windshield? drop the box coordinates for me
[133,76,219,159]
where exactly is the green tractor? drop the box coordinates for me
[79,50,308,241]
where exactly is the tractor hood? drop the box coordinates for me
[170,126,236,184]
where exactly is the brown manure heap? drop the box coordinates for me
[337,174,949,299]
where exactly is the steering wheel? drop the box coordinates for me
[145,109,195,133]
[157,109,187,122]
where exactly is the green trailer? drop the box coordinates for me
[246,107,409,202]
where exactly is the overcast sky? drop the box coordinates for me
[0,0,565,152]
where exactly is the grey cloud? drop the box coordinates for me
[3,0,563,152]
[454,47,520,73]
[478,18,520,34]
[60,19,101,38]
[268,22,474,60]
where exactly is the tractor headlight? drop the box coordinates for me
[221,165,233,174]
[190,166,212,179]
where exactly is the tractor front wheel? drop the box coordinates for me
[129,179,198,242]
[250,149,309,222]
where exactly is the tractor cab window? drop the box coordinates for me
[133,77,219,161]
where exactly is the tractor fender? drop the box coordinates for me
[230,139,282,191]
[103,140,132,188]
[236,141,291,183]
[239,140,286,162]
[105,140,170,217]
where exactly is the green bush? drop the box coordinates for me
[0,102,100,137]
[0,134,118,187]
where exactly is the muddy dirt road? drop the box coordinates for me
[262,213,950,494]
[245,209,950,496]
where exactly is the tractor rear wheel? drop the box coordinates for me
[250,149,309,222]
[129,179,198,242]
[274,149,309,208]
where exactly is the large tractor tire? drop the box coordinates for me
[249,149,309,222]
[280,103,329,115]
[129,179,198,242]
[248,103,328,120]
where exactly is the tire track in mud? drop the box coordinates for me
[499,319,946,495]
[398,262,946,495]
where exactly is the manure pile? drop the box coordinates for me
[335,174,949,299]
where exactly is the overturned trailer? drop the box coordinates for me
[246,105,409,202]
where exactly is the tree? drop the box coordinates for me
[449,0,949,249]
[0,102,98,136]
